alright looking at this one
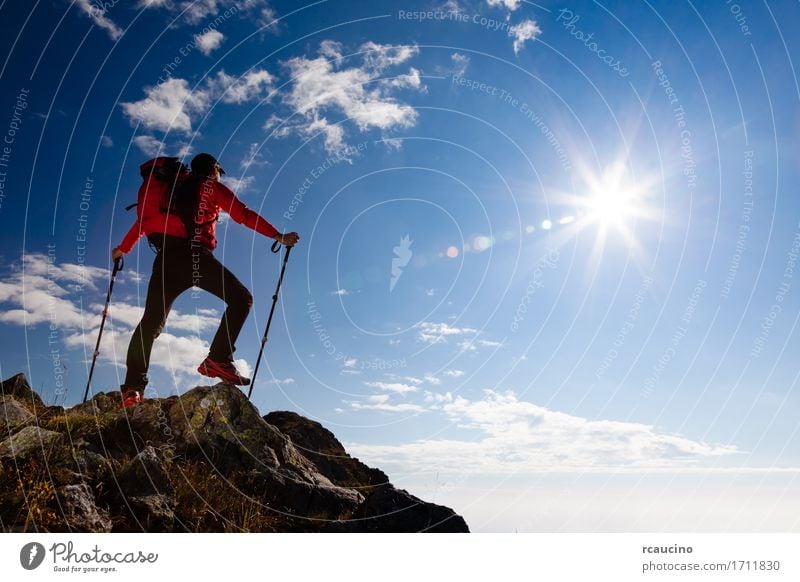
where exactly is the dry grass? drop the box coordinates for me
[169,460,282,532]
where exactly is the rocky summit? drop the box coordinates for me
[0,373,468,533]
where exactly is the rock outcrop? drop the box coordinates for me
[0,373,468,533]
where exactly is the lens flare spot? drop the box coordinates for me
[473,235,494,252]
[446,246,459,258]
[541,219,553,230]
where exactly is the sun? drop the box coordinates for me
[548,158,661,270]
[583,161,639,229]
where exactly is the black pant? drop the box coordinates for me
[123,235,253,388]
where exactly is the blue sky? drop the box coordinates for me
[1,0,799,531]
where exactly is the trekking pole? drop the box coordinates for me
[248,240,292,399]
[82,256,124,403]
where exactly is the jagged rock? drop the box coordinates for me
[118,446,174,496]
[0,426,63,460]
[1,395,34,425]
[126,495,175,531]
[266,411,470,533]
[265,410,389,488]
[0,374,469,533]
[0,373,44,410]
[69,390,124,415]
[58,483,112,532]
[345,484,470,533]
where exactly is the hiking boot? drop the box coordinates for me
[121,388,144,409]
[197,356,251,385]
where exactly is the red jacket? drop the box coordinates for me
[117,179,279,253]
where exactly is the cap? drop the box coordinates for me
[191,153,226,176]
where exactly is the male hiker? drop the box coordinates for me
[112,153,300,408]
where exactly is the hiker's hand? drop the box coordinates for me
[111,247,124,261]
[277,232,300,247]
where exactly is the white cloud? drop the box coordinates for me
[121,78,209,134]
[221,176,255,192]
[263,114,284,132]
[179,0,238,25]
[331,288,349,296]
[401,376,423,385]
[94,302,220,333]
[265,377,295,385]
[365,381,418,394]
[349,394,426,413]
[133,135,166,157]
[121,68,274,135]
[486,0,519,9]
[281,41,423,153]
[133,135,191,158]
[450,52,469,76]
[444,369,465,378]
[240,142,268,170]
[101,135,113,147]
[343,358,358,368]
[0,254,238,382]
[208,69,275,104]
[257,6,280,32]
[509,19,542,54]
[424,390,453,404]
[136,0,278,29]
[459,338,503,352]
[195,29,224,55]
[360,41,419,72]
[415,321,478,344]
[424,373,441,385]
[76,0,123,40]
[349,390,740,474]
[175,141,193,158]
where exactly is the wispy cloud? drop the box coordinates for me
[365,381,419,394]
[509,19,542,54]
[280,40,423,153]
[121,78,210,134]
[436,52,469,77]
[486,0,520,10]
[349,390,740,474]
[424,373,441,385]
[208,69,276,104]
[132,135,191,158]
[137,0,277,27]
[76,0,123,40]
[415,321,478,344]
[221,175,255,193]
[195,29,224,56]
[459,338,503,352]
[239,142,269,171]
[0,254,224,382]
[349,394,426,413]
[121,68,275,134]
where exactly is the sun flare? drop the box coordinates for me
[584,161,639,228]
